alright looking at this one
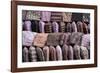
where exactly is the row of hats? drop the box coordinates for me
[23,20,90,34]
[22,10,90,22]
[22,45,90,62]
[23,31,90,49]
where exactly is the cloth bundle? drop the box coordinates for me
[83,13,90,22]
[52,21,59,32]
[25,11,40,20]
[28,46,37,62]
[22,10,27,20]
[43,46,50,61]
[35,47,45,61]
[69,32,83,46]
[73,45,81,59]
[81,34,90,49]
[33,33,48,47]
[44,22,52,33]
[60,33,71,45]
[23,20,39,32]
[51,12,62,21]
[31,20,39,32]
[59,22,66,32]
[22,31,37,46]
[76,21,88,34]
[62,12,72,22]
[23,21,32,31]
[39,20,45,33]
[71,13,83,21]
[22,47,29,62]
[46,33,63,46]
[49,46,57,61]
[41,11,51,21]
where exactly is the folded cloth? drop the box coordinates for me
[23,21,32,31]
[80,46,89,59]
[59,22,65,32]
[22,10,27,20]
[51,12,62,21]
[81,34,90,49]
[39,20,45,33]
[83,13,90,22]
[62,12,72,22]
[71,21,77,32]
[52,21,59,32]
[71,13,83,21]
[77,21,83,32]
[22,31,37,46]
[43,46,49,61]
[22,47,29,62]
[35,47,45,61]
[25,11,40,20]
[33,33,48,47]
[88,24,90,33]
[56,45,63,60]
[62,44,69,60]
[70,32,83,45]
[60,33,71,45]
[51,12,62,16]
[44,22,52,33]
[28,46,37,62]
[41,11,51,21]
[68,46,74,60]
[63,33,71,45]
[31,20,39,32]
[73,45,81,59]
[49,46,57,61]
[83,23,88,34]
[46,33,63,46]
[65,23,72,32]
